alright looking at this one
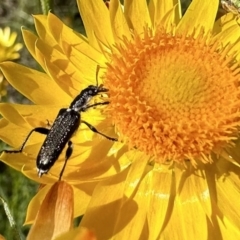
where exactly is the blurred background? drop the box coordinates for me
[0,0,229,239]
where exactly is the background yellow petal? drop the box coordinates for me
[176,0,219,35]
[148,0,180,28]
[109,0,131,42]
[0,62,71,105]
[124,0,151,33]
[77,0,114,48]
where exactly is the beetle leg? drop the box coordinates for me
[82,101,109,112]
[81,120,117,141]
[59,140,73,181]
[4,127,50,154]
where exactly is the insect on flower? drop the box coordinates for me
[221,0,240,15]
[3,66,117,180]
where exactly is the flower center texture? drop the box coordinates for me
[105,28,240,165]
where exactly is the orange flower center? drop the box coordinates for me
[104,28,240,165]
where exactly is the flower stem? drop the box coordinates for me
[39,0,53,15]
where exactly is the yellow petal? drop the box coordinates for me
[217,216,240,239]
[47,13,81,46]
[0,119,26,147]
[25,185,52,225]
[54,227,96,240]
[113,167,150,239]
[161,166,209,239]
[226,138,240,166]
[34,39,84,97]
[212,13,236,35]
[0,151,33,172]
[147,164,173,239]
[149,0,180,28]
[22,29,38,62]
[0,62,71,105]
[177,0,219,35]
[109,0,131,42]
[215,161,240,230]
[0,104,29,128]
[25,183,93,224]
[160,3,181,32]
[80,168,130,239]
[123,151,148,198]
[34,15,58,47]
[61,44,102,86]
[27,181,74,240]
[124,0,152,33]
[0,104,64,146]
[213,18,240,51]
[47,12,106,75]
[77,0,114,48]
[0,105,54,150]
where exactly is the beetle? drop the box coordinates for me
[4,67,117,179]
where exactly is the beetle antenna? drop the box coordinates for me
[96,65,100,87]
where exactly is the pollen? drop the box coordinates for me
[104,28,240,165]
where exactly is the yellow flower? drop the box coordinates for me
[0,27,23,97]
[0,27,22,62]
[77,0,240,238]
[1,0,240,239]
